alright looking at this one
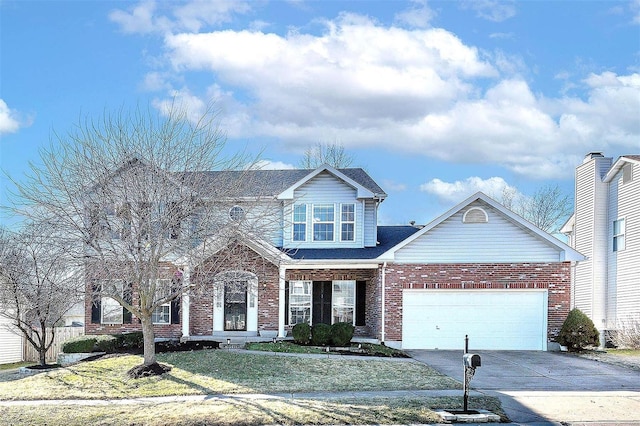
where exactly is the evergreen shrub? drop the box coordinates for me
[557,308,600,351]
[331,322,355,347]
[62,336,97,353]
[292,322,311,345]
[311,323,332,346]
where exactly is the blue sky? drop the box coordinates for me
[1,0,639,227]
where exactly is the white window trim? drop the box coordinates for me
[292,204,307,242]
[340,203,356,242]
[289,280,312,325]
[312,203,335,242]
[613,217,626,252]
[101,280,124,325]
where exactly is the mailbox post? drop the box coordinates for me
[462,335,481,413]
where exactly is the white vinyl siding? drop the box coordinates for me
[283,171,364,248]
[607,162,640,327]
[394,201,562,263]
[363,199,377,247]
[0,316,23,364]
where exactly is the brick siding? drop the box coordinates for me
[382,262,571,342]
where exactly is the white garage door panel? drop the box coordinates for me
[402,290,547,350]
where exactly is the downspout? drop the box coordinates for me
[381,261,387,343]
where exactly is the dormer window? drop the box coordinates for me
[463,207,488,223]
[229,205,245,221]
[293,204,307,242]
[313,204,334,241]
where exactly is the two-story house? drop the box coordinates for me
[561,152,640,344]
[86,164,583,351]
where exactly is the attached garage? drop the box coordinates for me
[402,290,548,350]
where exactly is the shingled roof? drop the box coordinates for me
[185,168,386,198]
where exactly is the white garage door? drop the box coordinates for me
[402,290,548,350]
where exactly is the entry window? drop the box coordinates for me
[293,204,307,242]
[289,280,312,325]
[613,218,625,252]
[341,204,355,241]
[152,279,172,324]
[101,280,124,324]
[332,280,355,325]
[313,204,334,241]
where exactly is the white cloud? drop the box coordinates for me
[381,179,407,192]
[420,176,519,203]
[109,0,251,34]
[140,8,638,180]
[394,0,436,28]
[251,160,296,170]
[0,99,26,135]
[461,0,517,22]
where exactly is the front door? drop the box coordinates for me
[312,281,332,325]
[224,282,247,331]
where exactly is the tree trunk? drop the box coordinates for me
[38,323,47,366]
[141,317,157,366]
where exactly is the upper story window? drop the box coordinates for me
[229,205,245,221]
[613,218,625,252]
[341,203,355,241]
[313,204,334,241]
[293,204,307,242]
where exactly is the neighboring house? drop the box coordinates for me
[561,152,640,343]
[85,165,583,350]
[0,315,23,364]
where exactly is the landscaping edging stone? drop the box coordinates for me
[57,352,106,366]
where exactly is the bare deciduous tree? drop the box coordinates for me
[0,224,83,366]
[499,184,572,234]
[7,103,276,372]
[299,142,355,169]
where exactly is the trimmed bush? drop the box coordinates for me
[557,308,600,351]
[118,331,144,349]
[331,322,355,347]
[292,322,311,345]
[95,335,119,353]
[311,323,332,346]
[62,336,97,353]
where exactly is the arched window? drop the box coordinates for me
[463,207,488,224]
[229,205,245,221]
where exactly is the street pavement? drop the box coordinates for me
[407,349,640,425]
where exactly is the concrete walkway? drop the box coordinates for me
[407,350,640,425]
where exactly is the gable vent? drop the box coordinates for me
[463,207,488,224]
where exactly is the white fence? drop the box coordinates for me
[23,327,85,363]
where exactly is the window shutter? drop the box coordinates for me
[123,282,133,324]
[356,281,366,326]
[171,298,180,324]
[91,282,101,324]
[284,281,290,326]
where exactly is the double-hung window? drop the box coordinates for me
[313,204,334,241]
[332,280,355,325]
[613,218,625,252]
[341,203,355,241]
[152,279,172,324]
[101,280,124,324]
[289,280,312,325]
[293,204,307,242]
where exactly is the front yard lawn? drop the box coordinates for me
[0,350,460,401]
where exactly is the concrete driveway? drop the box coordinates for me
[407,350,640,424]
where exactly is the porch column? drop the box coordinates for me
[278,265,286,338]
[181,266,190,338]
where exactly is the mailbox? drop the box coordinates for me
[463,353,481,368]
